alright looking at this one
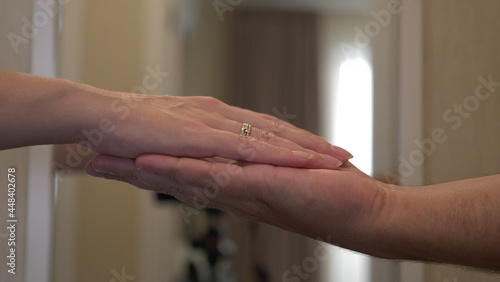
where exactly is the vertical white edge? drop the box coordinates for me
[318,14,374,282]
[26,0,58,280]
[399,0,424,282]
[30,0,57,78]
[399,0,423,187]
[25,145,55,282]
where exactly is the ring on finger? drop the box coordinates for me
[240,123,252,137]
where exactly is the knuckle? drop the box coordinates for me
[195,96,221,107]
[258,130,277,143]
[237,135,258,148]
[236,136,258,161]
[265,115,286,134]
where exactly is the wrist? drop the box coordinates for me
[70,84,151,157]
[371,184,438,262]
[50,80,112,145]
[351,182,417,260]
[0,71,119,150]
[329,179,403,260]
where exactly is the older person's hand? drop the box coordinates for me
[86,154,388,257]
[87,154,500,271]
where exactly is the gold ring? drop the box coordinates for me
[240,123,252,136]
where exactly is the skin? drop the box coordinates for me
[0,70,352,168]
[6,69,500,271]
[86,154,500,272]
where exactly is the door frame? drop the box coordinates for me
[399,0,424,281]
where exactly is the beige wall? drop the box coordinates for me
[81,0,144,91]
[55,1,185,281]
[423,0,500,280]
[182,3,228,100]
[55,0,144,279]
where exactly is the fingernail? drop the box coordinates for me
[87,169,101,177]
[94,168,114,175]
[331,145,354,160]
[293,151,314,160]
[321,154,344,168]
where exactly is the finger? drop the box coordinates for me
[199,114,344,169]
[181,128,343,169]
[86,154,136,177]
[86,155,214,206]
[136,154,294,201]
[85,154,172,191]
[85,155,169,192]
[134,154,301,224]
[212,103,353,162]
[134,154,250,216]
[136,154,249,199]
[248,126,347,169]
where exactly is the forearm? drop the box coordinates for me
[0,70,108,150]
[379,174,500,270]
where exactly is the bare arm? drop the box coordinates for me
[381,174,500,270]
[0,70,89,148]
[0,70,352,168]
[85,153,500,271]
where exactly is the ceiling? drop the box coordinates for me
[239,0,371,14]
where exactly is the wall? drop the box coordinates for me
[182,2,229,100]
[422,0,500,281]
[55,0,144,280]
[55,0,185,281]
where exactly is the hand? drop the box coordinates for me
[80,91,352,169]
[86,153,391,257]
[0,70,351,169]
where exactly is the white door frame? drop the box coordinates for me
[399,0,424,281]
[25,0,59,281]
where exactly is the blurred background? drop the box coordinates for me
[1,0,500,282]
[53,1,398,281]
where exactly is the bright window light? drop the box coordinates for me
[331,247,370,282]
[326,57,373,282]
[333,57,373,176]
